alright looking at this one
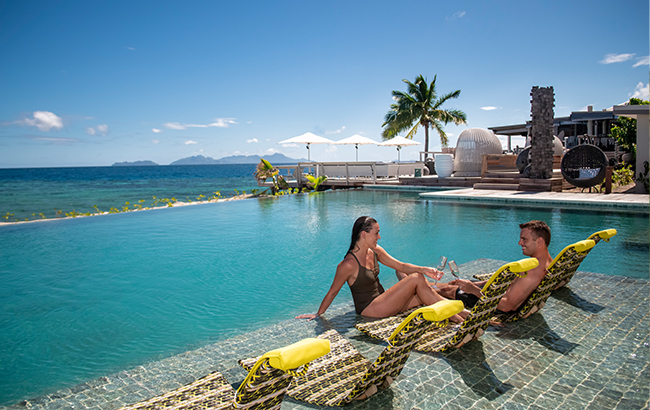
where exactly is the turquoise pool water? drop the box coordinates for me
[0,190,648,405]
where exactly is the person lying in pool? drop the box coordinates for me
[396,220,553,313]
[295,216,465,323]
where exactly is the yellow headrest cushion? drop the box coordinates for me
[592,229,617,240]
[389,300,464,341]
[482,257,538,291]
[572,239,596,252]
[263,338,330,371]
[508,257,540,273]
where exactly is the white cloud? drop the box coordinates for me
[126,47,136,51]
[163,118,237,130]
[630,82,649,100]
[247,138,259,143]
[633,56,650,67]
[599,53,635,64]
[446,11,466,20]
[19,111,63,131]
[86,124,109,136]
[264,148,279,155]
[152,139,160,144]
[152,128,162,133]
[480,106,500,111]
[185,140,198,145]
[326,126,346,134]
[164,122,187,130]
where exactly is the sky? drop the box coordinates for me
[0,0,648,168]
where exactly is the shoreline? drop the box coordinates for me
[0,193,262,227]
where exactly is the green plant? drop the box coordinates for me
[637,161,649,194]
[305,175,328,192]
[612,164,635,187]
[254,159,290,195]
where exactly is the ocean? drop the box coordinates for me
[0,164,264,222]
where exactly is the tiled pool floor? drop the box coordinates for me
[4,259,648,410]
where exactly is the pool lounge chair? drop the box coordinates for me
[119,337,330,410]
[493,239,596,323]
[553,228,617,289]
[355,258,538,353]
[272,301,463,406]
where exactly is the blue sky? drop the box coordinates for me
[1,0,648,168]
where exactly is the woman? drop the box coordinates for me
[296,216,464,322]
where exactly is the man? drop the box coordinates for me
[397,220,554,313]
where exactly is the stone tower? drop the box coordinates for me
[529,86,555,179]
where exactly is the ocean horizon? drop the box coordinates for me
[0,163,281,222]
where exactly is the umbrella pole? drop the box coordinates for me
[306,144,310,162]
[397,146,401,163]
[356,144,359,162]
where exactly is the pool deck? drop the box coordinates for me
[5,259,648,410]
[364,185,649,212]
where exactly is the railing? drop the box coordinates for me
[271,162,426,187]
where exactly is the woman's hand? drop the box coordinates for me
[295,313,319,320]
[422,266,443,281]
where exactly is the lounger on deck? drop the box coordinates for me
[473,229,617,284]
[356,258,538,353]
[119,338,330,410]
[494,239,596,323]
[553,229,617,289]
[267,301,463,406]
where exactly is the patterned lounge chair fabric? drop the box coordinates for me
[553,229,617,289]
[356,258,538,353]
[494,239,596,323]
[119,337,330,410]
[281,301,463,406]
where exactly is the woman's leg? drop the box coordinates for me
[362,273,464,322]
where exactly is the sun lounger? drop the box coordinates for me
[119,337,330,410]
[493,239,596,323]
[273,301,463,406]
[356,258,538,353]
[552,229,617,289]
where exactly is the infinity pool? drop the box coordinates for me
[1,190,647,405]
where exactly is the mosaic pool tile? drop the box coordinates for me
[3,260,648,410]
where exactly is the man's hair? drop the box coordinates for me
[519,220,551,247]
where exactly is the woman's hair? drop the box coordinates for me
[348,216,377,253]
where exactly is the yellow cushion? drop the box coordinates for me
[592,229,617,240]
[573,239,596,252]
[389,300,464,341]
[264,338,330,371]
[482,257,539,291]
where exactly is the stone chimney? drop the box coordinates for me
[529,86,555,179]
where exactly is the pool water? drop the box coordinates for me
[0,190,648,405]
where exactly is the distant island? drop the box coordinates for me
[112,153,306,167]
[112,160,159,166]
[170,153,307,165]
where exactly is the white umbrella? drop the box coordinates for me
[331,134,378,161]
[377,136,421,163]
[278,132,335,161]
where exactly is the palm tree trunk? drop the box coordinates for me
[424,126,430,158]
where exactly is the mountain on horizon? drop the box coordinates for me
[169,153,306,165]
[112,160,159,166]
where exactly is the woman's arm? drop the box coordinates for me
[374,245,442,280]
[295,258,354,320]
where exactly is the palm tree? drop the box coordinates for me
[382,75,467,156]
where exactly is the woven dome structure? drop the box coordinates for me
[453,128,503,176]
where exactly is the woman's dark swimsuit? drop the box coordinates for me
[348,250,385,314]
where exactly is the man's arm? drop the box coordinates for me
[497,268,545,312]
